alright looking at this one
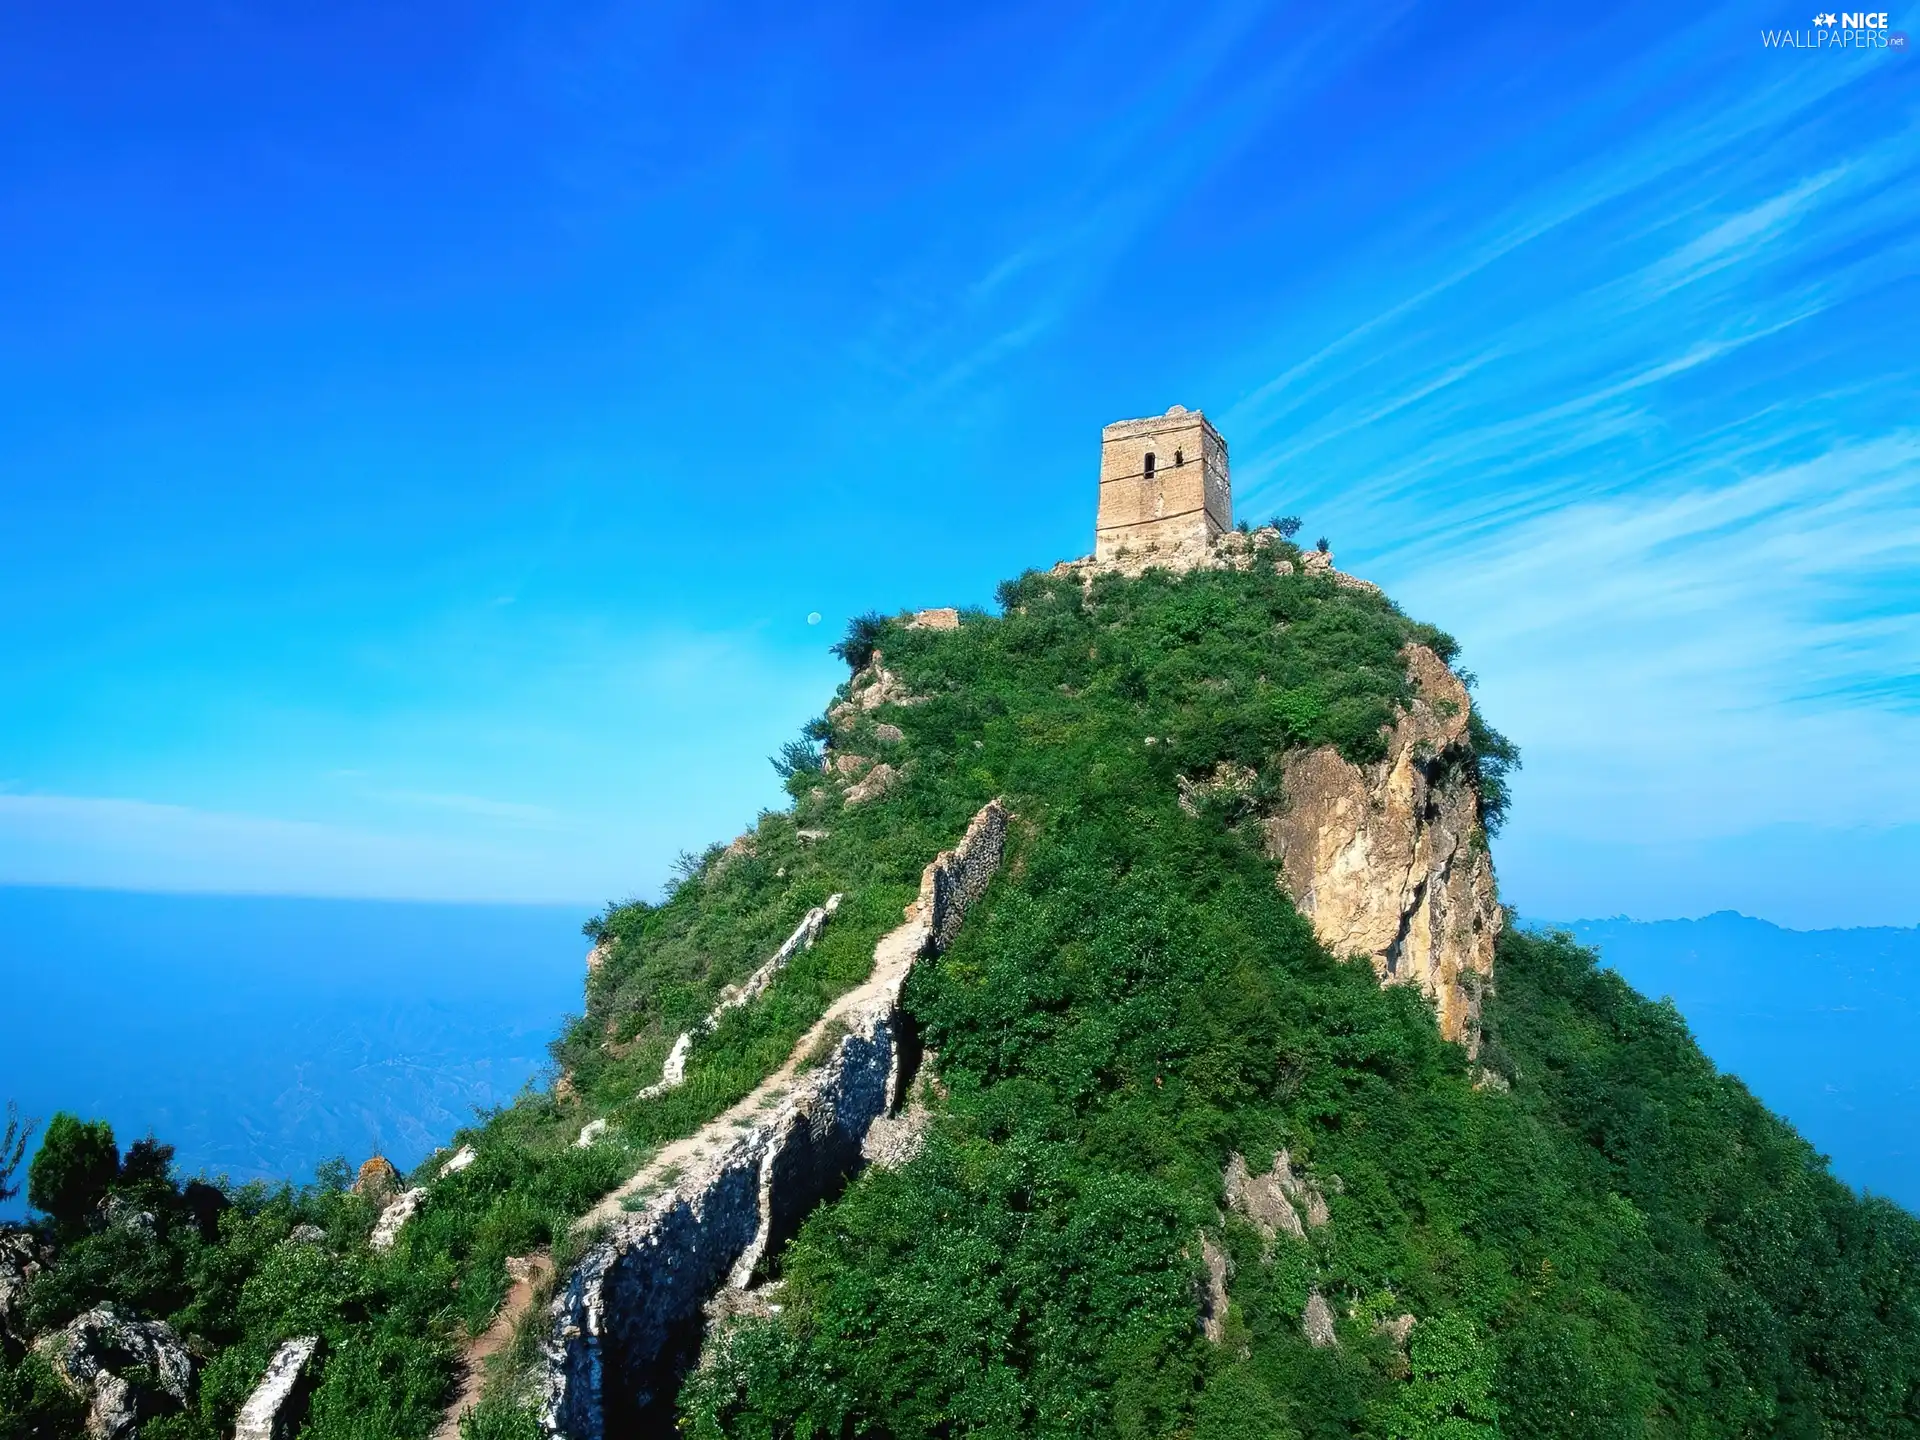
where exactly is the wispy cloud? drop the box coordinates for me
[1213,8,1918,918]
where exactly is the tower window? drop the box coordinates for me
[1174,449,1184,466]
[1143,452,1156,480]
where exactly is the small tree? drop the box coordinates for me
[1316,536,1330,554]
[1274,515,1303,539]
[0,1102,35,1203]
[770,738,823,779]
[117,1134,175,1189]
[28,1113,120,1234]
[829,613,887,672]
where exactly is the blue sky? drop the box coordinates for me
[2,0,1915,925]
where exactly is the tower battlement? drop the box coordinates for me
[1095,405,1230,562]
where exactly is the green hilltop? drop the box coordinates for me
[5,546,1918,1440]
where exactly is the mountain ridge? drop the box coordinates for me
[6,547,1918,1440]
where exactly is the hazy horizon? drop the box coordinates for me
[6,885,1913,1219]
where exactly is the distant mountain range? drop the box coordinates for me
[4,888,1911,1219]
[1531,911,1920,1209]
[1,885,588,1214]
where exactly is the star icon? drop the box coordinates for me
[1816,11,1838,23]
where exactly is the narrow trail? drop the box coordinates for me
[433,1252,553,1440]
[576,910,930,1233]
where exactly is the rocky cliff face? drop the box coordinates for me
[1262,644,1499,1049]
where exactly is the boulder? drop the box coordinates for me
[234,1336,319,1440]
[844,762,898,807]
[352,1156,400,1203]
[33,1304,194,1439]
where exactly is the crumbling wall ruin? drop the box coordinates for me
[540,801,1008,1439]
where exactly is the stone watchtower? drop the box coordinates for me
[1095,405,1230,562]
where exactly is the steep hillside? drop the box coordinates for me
[5,542,1917,1440]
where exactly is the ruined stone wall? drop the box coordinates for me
[541,801,1008,1439]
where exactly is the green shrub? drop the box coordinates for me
[28,1112,119,1236]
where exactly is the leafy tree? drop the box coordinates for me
[1466,711,1520,836]
[1274,515,1303,538]
[1316,535,1330,553]
[0,1102,33,1204]
[829,611,887,671]
[770,738,823,779]
[119,1134,176,1189]
[28,1113,119,1235]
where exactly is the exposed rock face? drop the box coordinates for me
[906,607,960,631]
[1263,644,1499,1049]
[438,1145,478,1179]
[843,761,898,807]
[0,1227,49,1358]
[1197,1233,1233,1344]
[1223,1153,1306,1250]
[34,1305,194,1439]
[1302,1291,1337,1348]
[234,1336,319,1440]
[828,655,926,725]
[352,1156,399,1203]
[541,802,1009,1440]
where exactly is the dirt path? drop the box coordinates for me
[575,909,930,1233]
[433,1251,553,1440]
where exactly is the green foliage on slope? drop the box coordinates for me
[681,561,1920,1439]
[6,549,1916,1439]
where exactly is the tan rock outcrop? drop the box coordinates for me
[828,655,926,726]
[351,1156,399,1203]
[844,762,898,807]
[1263,644,1499,1049]
[906,607,960,631]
